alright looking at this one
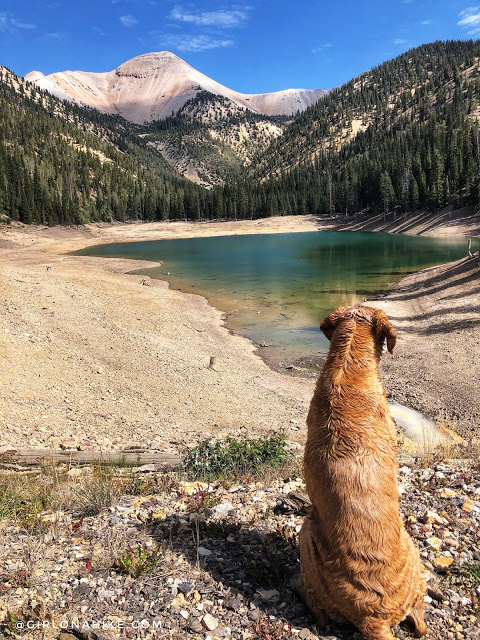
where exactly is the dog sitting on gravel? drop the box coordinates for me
[298,305,427,640]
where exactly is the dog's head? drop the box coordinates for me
[320,305,397,354]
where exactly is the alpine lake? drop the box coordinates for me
[75,231,468,370]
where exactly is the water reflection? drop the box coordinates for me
[75,231,467,364]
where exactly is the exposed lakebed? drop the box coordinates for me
[75,230,467,369]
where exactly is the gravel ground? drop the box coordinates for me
[0,459,479,640]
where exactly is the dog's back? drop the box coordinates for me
[299,306,426,640]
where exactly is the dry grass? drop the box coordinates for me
[0,463,163,528]
[0,434,303,532]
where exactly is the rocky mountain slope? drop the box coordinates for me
[234,40,480,217]
[25,51,326,124]
[5,40,480,222]
[144,91,289,186]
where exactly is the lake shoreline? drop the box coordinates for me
[1,210,479,449]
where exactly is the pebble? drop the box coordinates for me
[433,557,454,569]
[441,489,457,498]
[423,510,448,525]
[426,537,443,551]
[202,613,219,631]
[210,502,236,519]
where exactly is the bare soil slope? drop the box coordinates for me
[372,256,480,439]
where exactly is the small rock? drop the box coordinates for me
[422,510,447,525]
[257,588,280,601]
[462,499,474,513]
[440,488,456,498]
[428,587,444,602]
[179,481,214,496]
[198,547,212,557]
[202,613,218,631]
[210,502,236,519]
[433,557,454,570]
[426,537,443,551]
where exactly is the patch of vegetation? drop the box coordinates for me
[181,431,289,482]
[0,470,68,531]
[0,601,52,637]
[123,470,178,496]
[458,563,480,589]
[114,544,162,578]
[73,464,124,516]
[184,486,221,513]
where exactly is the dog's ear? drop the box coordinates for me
[374,309,397,354]
[320,307,347,341]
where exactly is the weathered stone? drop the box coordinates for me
[202,613,218,631]
[210,502,236,519]
[426,537,443,551]
[440,488,457,498]
[423,510,448,525]
[433,557,454,569]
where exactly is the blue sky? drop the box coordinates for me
[0,1,479,93]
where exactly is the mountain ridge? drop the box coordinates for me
[3,40,480,226]
[25,51,326,124]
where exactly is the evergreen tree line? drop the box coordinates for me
[2,40,480,225]
[238,40,480,218]
[0,67,214,225]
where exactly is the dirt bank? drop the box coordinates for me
[372,256,480,439]
[0,210,479,450]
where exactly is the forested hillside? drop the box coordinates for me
[243,40,480,216]
[144,91,289,187]
[2,40,480,225]
[0,66,209,225]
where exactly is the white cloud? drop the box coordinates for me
[119,14,138,27]
[153,32,234,52]
[394,38,408,45]
[46,32,63,39]
[458,6,480,35]
[0,12,36,32]
[92,26,105,36]
[312,43,332,54]
[170,5,248,28]
[421,19,432,25]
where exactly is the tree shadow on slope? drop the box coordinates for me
[386,258,479,302]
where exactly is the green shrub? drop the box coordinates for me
[114,544,161,578]
[181,431,289,481]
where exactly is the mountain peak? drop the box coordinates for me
[25,52,326,123]
[114,51,190,80]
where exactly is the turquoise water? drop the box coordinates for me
[75,231,467,366]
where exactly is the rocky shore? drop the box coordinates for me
[0,212,479,640]
[1,211,479,449]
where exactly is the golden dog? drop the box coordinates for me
[299,305,426,640]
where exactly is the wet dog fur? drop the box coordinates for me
[298,305,427,640]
